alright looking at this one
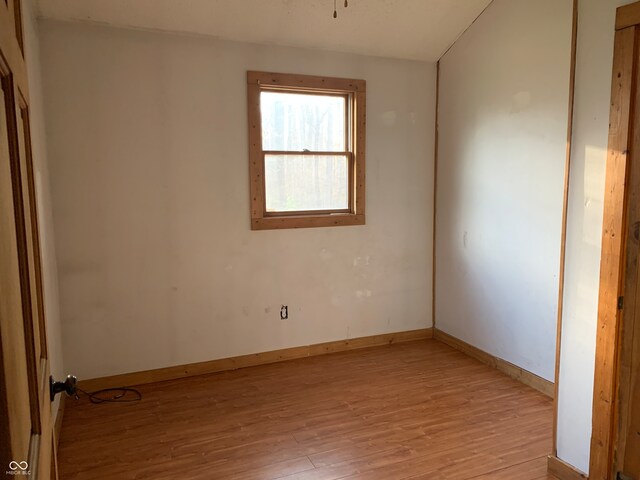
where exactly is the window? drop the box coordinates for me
[247,71,366,230]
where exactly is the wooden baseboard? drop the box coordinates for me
[547,455,588,480]
[433,329,554,398]
[53,395,65,446]
[79,328,433,391]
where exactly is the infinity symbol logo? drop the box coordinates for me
[8,461,28,471]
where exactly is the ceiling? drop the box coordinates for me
[35,0,492,62]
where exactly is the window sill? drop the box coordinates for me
[251,213,365,231]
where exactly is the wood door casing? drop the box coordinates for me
[0,66,33,472]
[4,74,41,436]
[615,20,640,479]
[590,24,634,480]
[0,0,55,478]
[591,2,640,479]
[617,264,640,475]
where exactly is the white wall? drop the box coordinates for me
[39,20,436,380]
[23,0,65,420]
[435,0,573,381]
[555,0,635,473]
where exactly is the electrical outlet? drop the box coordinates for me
[280,305,288,320]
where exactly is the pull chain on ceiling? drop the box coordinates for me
[333,0,349,18]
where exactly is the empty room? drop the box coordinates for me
[2,0,640,479]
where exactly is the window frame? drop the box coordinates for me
[247,71,366,230]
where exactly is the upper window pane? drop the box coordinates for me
[260,91,346,152]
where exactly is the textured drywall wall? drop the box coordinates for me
[436,0,572,381]
[40,20,436,379]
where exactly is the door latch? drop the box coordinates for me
[49,375,78,401]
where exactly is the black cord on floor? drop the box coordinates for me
[76,387,142,404]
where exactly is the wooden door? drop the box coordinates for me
[591,3,640,480]
[0,1,55,479]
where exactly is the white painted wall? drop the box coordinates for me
[39,20,436,380]
[23,0,65,421]
[555,0,635,473]
[435,0,573,381]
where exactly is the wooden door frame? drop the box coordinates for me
[590,2,640,479]
[0,0,55,478]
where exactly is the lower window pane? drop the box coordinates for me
[265,155,349,213]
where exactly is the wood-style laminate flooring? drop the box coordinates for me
[58,340,557,479]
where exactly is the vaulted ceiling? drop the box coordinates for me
[35,0,492,62]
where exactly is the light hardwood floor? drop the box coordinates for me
[58,340,557,479]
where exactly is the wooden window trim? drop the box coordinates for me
[247,71,366,231]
